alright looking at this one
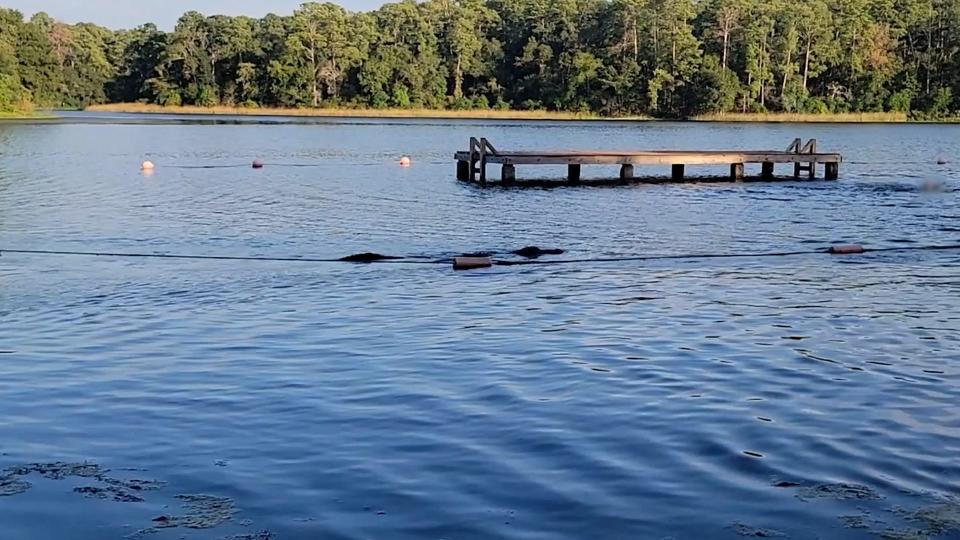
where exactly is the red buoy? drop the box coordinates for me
[453,256,492,270]
[829,244,865,255]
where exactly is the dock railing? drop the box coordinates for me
[463,137,499,184]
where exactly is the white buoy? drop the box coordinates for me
[399,156,412,167]
[252,159,265,169]
[140,160,156,171]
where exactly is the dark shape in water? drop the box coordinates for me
[513,246,565,259]
[339,253,403,263]
[772,480,803,488]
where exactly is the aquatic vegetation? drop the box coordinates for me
[731,522,786,537]
[795,483,883,502]
[151,494,236,529]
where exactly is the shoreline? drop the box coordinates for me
[691,112,910,123]
[85,103,641,122]
[0,112,58,121]
[15,104,949,124]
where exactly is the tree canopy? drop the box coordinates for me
[1,0,959,118]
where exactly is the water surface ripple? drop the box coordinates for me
[1,116,959,539]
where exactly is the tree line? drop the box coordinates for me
[1,0,959,118]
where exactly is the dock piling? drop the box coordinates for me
[502,164,516,183]
[761,162,775,179]
[568,164,581,183]
[672,164,685,181]
[730,163,745,181]
[825,162,839,180]
[619,164,634,182]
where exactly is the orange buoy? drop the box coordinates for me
[453,256,492,270]
[829,244,865,255]
[252,159,265,169]
[399,156,412,167]
[140,160,155,171]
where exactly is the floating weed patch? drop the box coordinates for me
[795,483,883,502]
[0,475,31,496]
[731,522,786,537]
[878,529,931,540]
[2,460,272,539]
[888,500,960,539]
[5,461,105,480]
[74,485,145,503]
[133,494,237,538]
[840,514,873,529]
[223,532,276,540]
[1,461,164,502]
[773,479,960,539]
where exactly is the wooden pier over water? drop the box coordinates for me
[455,138,842,185]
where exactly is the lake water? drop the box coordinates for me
[1,113,959,540]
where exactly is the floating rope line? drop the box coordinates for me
[163,163,327,170]
[1,244,959,269]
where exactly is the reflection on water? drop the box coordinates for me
[0,115,959,540]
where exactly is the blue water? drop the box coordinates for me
[1,114,959,539]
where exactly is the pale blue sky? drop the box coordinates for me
[4,1,384,30]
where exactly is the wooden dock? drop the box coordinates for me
[455,138,841,185]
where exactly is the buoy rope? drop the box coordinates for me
[1,244,959,268]
[162,163,327,169]
[494,244,960,266]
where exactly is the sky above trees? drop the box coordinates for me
[2,0,383,30]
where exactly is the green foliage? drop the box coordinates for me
[684,56,739,115]
[0,0,959,118]
[0,72,30,112]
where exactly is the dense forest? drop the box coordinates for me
[1,0,959,118]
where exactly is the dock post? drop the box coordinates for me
[794,163,802,178]
[619,164,634,182]
[457,160,470,181]
[502,164,516,184]
[808,162,816,179]
[469,137,478,182]
[825,162,839,180]
[761,162,774,180]
[478,143,487,186]
[568,164,581,183]
[730,163,745,181]
[672,164,685,181]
